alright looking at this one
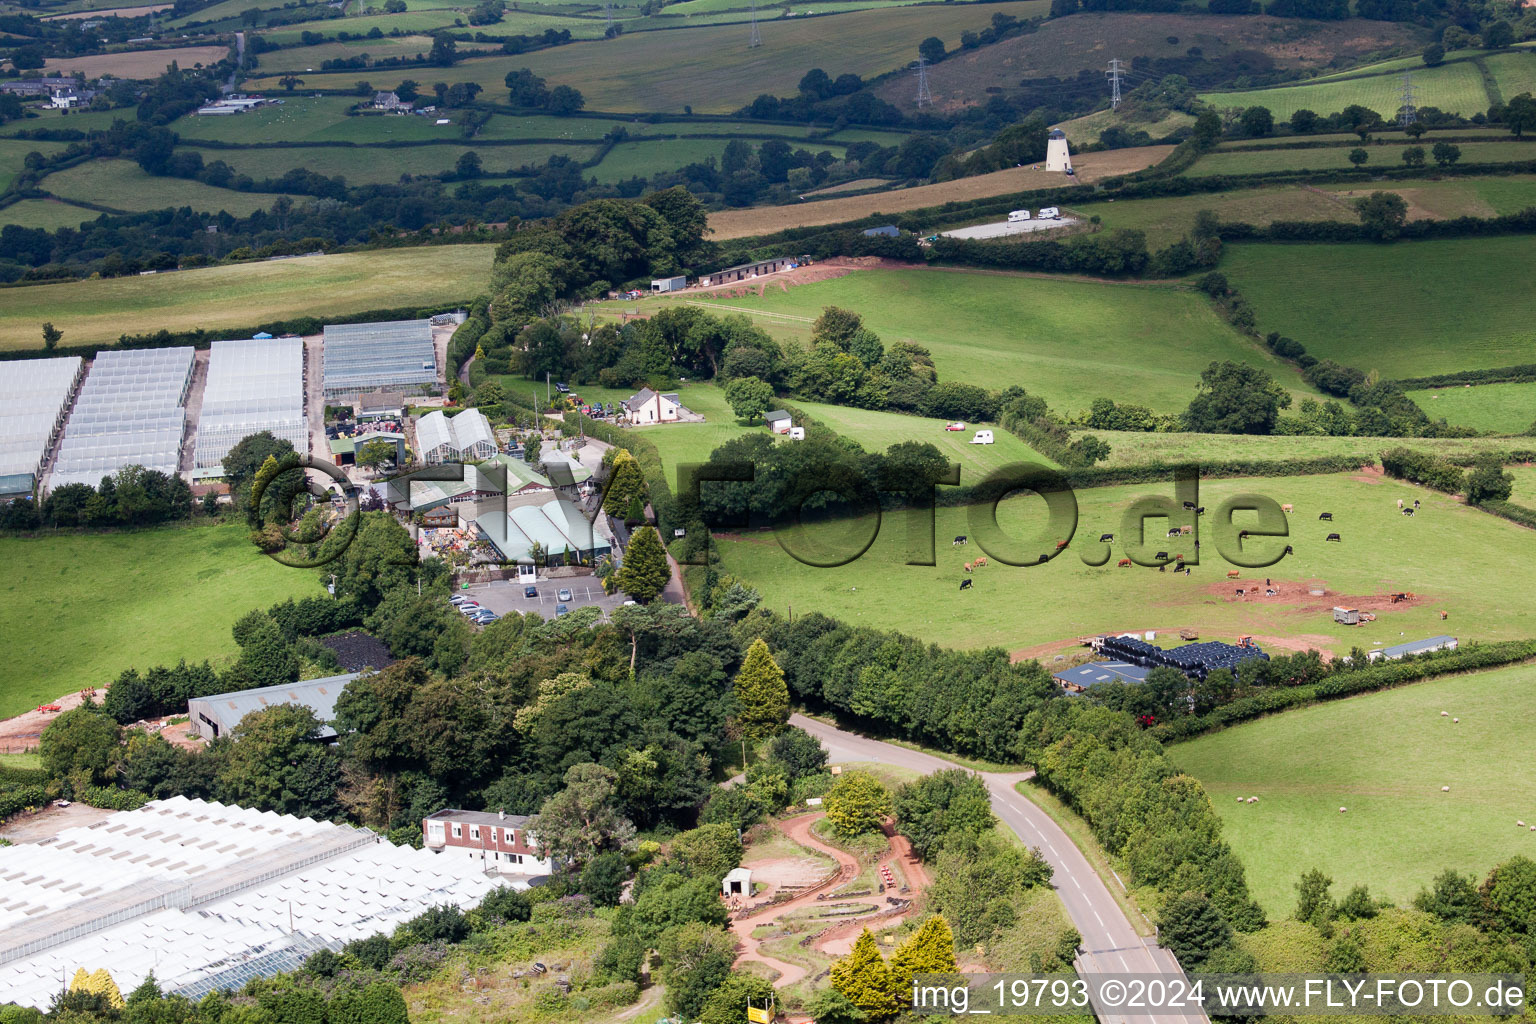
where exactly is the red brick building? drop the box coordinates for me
[421,809,554,877]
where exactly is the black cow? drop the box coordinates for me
[1183,501,1197,510]
[1403,508,1415,516]
[953,535,968,545]
[959,578,973,590]
[1099,533,1114,542]
[1414,499,1421,508]
[1326,532,1341,542]
[1195,506,1206,515]
[1319,512,1333,521]
[1283,544,1294,555]
[1156,551,1168,560]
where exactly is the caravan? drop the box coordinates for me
[970,430,994,445]
[1038,206,1061,220]
[1007,209,1031,223]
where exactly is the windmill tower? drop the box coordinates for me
[748,0,761,48]
[1045,128,1072,173]
[914,56,933,109]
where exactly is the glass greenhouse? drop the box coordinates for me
[193,337,309,479]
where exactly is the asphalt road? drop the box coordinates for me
[791,714,1209,1024]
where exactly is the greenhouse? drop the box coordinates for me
[416,407,496,464]
[0,796,501,1010]
[0,355,83,495]
[193,337,309,479]
[50,348,194,490]
[321,319,438,401]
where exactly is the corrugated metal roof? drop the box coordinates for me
[1380,635,1457,658]
[187,673,360,738]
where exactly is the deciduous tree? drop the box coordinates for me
[825,770,891,838]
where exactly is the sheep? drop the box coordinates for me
[1517,821,1526,827]
[1441,786,1451,792]
[1339,807,1348,813]
[1454,718,1460,723]
[1441,711,1449,717]
[1237,797,1245,803]
[1247,796,1259,804]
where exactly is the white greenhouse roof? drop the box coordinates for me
[416,408,495,460]
[473,497,610,563]
[321,320,437,399]
[193,338,309,479]
[0,356,82,486]
[50,348,193,490]
[0,796,501,1010]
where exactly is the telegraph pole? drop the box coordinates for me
[1106,58,1125,110]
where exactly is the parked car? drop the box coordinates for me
[555,382,570,393]
[449,595,473,607]
[457,602,482,615]
[557,588,573,602]
[523,585,538,598]
[555,604,569,617]
[471,610,498,623]
[944,422,965,431]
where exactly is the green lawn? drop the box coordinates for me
[1083,430,1536,468]
[1508,464,1536,508]
[0,138,68,192]
[39,159,304,216]
[790,399,1058,474]
[0,244,494,349]
[1221,237,1536,379]
[0,198,97,232]
[244,0,1049,113]
[0,523,318,718]
[183,143,597,184]
[1405,382,1536,434]
[1192,140,1536,175]
[1170,662,1536,916]
[1197,59,1490,120]
[712,472,1536,652]
[639,267,1317,416]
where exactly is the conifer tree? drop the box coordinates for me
[889,914,958,995]
[830,928,900,1019]
[611,525,670,603]
[733,638,789,739]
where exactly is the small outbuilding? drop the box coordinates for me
[722,867,752,897]
[764,410,792,434]
[863,225,899,238]
[650,275,687,293]
[698,257,796,288]
[1368,635,1458,662]
[1333,606,1360,625]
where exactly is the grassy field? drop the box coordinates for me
[790,399,1058,473]
[1508,464,1536,508]
[1083,430,1536,468]
[0,523,318,719]
[0,107,127,137]
[1405,382,1536,433]
[0,199,98,232]
[0,139,67,192]
[1317,175,1536,220]
[706,148,1173,239]
[0,244,494,349]
[1197,58,1490,120]
[645,267,1316,415]
[182,142,596,183]
[1485,49,1536,102]
[1222,237,1536,379]
[1192,140,1536,175]
[246,1,1052,112]
[711,471,1536,652]
[1171,662,1536,915]
[39,159,304,216]
[1056,107,1195,144]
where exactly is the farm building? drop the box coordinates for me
[403,462,507,513]
[416,408,497,464]
[192,337,308,479]
[328,430,406,467]
[472,496,611,567]
[1369,635,1458,662]
[321,319,438,401]
[650,275,687,293]
[621,387,688,424]
[863,225,899,238]
[698,256,796,287]
[0,796,500,1010]
[372,91,405,110]
[1052,661,1150,693]
[1093,634,1268,681]
[423,809,554,877]
[50,348,194,490]
[188,673,360,741]
[195,95,272,115]
[0,356,83,496]
[764,410,792,434]
[356,390,404,420]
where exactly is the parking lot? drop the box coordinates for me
[456,577,633,620]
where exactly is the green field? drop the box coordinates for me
[0,198,96,232]
[0,107,128,137]
[1171,662,1536,915]
[39,159,304,216]
[0,244,494,349]
[790,399,1057,473]
[1406,382,1536,433]
[183,142,596,183]
[1508,464,1536,508]
[1197,59,1490,120]
[245,1,1050,112]
[642,268,1317,415]
[1222,237,1536,379]
[1082,430,1536,468]
[1192,140,1536,175]
[1484,49,1536,103]
[0,138,68,192]
[1070,186,1348,249]
[0,523,318,718]
[712,472,1536,653]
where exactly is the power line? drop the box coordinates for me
[915,56,933,109]
[1106,57,1125,110]
[748,0,761,48]
[1398,71,1418,126]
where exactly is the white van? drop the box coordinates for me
[1038,206,1061,220]
[970,430,994,445]
[1007,209,1031,223]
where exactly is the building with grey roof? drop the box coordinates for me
[1369,635,1458,662]
[321,319,438,401]
[187,673,361,741]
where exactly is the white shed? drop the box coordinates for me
[722,866,752,897]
